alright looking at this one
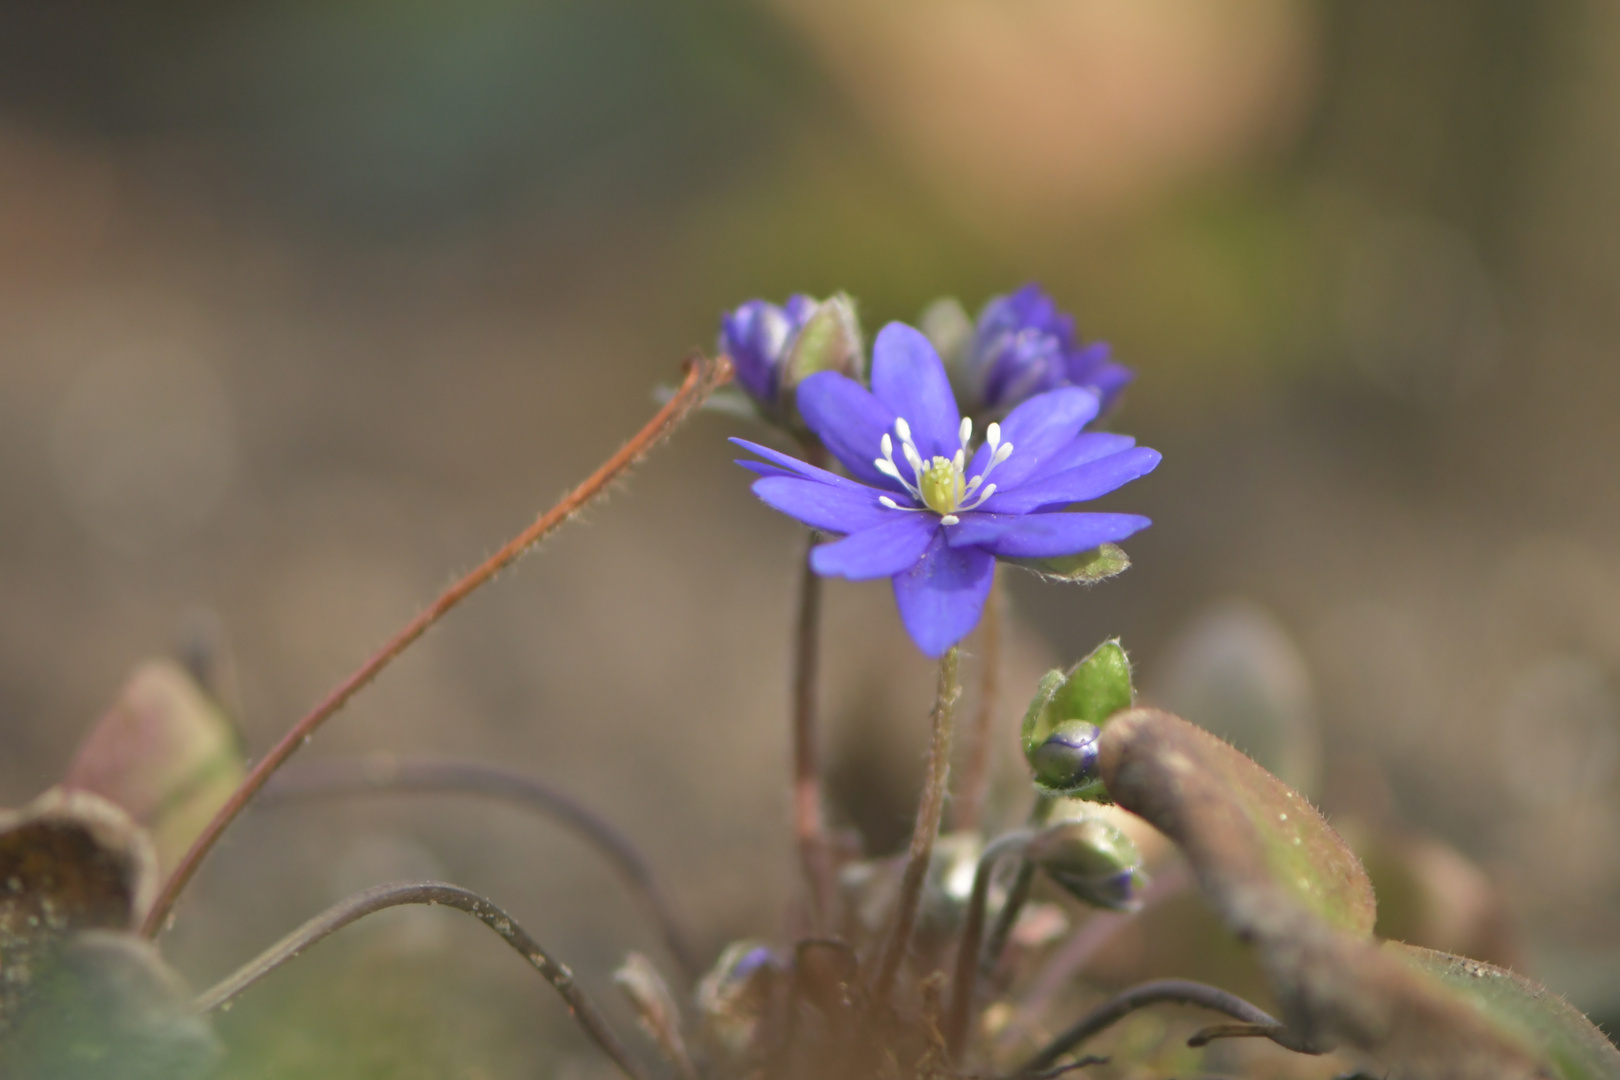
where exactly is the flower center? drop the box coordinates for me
[873,416,1014,525]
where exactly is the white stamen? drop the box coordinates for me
[901,441,925,476]
[876,459,902,480]
[895,417,913,444]
[958,416,972,448]
[986,422,1002,453]
[881,432,893,458]
[940,514,960,525]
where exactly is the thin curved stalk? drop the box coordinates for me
[978,795,1059,981]
[261,756,699,982]
[142,354,732,939]
[954,568,1002,832]
[195,880,655,1080]
[944,828,1036,1061]
[1012,979,1282,1077]
[870,645,961,1007]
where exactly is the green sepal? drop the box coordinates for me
[783,293,864,391]
[1006,543,1130,584]
[1020,640,1134,801]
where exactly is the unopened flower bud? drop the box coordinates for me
[1024,817,1144,912]
[1021,640,1134,800]
[696,940,779,1061]
[718,293,865,432]
[1030,720,1102,795]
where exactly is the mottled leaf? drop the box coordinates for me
[0,930,220,1080]
[63,660,244,873]
[1392,944,1620,1080]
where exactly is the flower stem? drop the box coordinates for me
[953,567,1002,832]
[140,353,732,939]
[194,880,654,1080]
[978,795,1057,980]
[943,827,1036,1060]
[792,444,834,930]
[870,645,961,1007]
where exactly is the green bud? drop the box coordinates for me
[1020,640,1134,800]
[1024,817,1144,912]
[1007,543,1131,584]
[783,293,864,392]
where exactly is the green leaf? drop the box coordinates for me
[0,931,220,1080]
[1007,543,1131,584]
[1391,944,1620,1080]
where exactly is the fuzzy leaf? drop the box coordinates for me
[63,661,243,874]
[1098,708,1591,1077]
[1391,944,1620,1080]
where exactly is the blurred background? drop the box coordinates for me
[2,0,1618,1074]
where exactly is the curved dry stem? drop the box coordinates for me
[870,645,961,1007]
[194,880,655,1080]
[261,756,698,981]
[944,828,1036,1061]
[142,353,732,939]
[1013,979,1282,1076]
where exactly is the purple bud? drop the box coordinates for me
[719,296,817,408]
[963,284,1133,415]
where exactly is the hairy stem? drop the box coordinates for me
[870,645,961,1006]
[141,354,731,939]
[194,880,654,1080]
[1013,979,1282,1076]
[944,828,1036,1061]
[261,756,698,981]
[954,568,1002,832]
[790,456,833,928]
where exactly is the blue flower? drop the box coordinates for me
[719,294,864,428]
[734,322,1160,657]
[963,284,1133,416]
[720,295,820,409]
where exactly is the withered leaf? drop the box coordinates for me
[0,788,158,1034]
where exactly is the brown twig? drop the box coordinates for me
[141,354,732,938]
[260,755,699,982]
[954,568,1002,832]
[870,645,961,1006]
[193,880,654,1080]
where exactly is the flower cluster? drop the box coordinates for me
[732,316,1159,657]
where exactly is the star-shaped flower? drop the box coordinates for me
[734,322,1160,657]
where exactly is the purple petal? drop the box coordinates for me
[1022,432,1137,482]
[730,437,872,493]
[869,322,962,459]
[810,514,937,581]
[892,533,997,658]
[943,512,1151,558]
[979,447,1161,514]
[752,476,895,534]
[967,387,1099,488]
[794,372,901,489]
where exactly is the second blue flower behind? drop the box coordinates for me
[734,322,1160,657]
